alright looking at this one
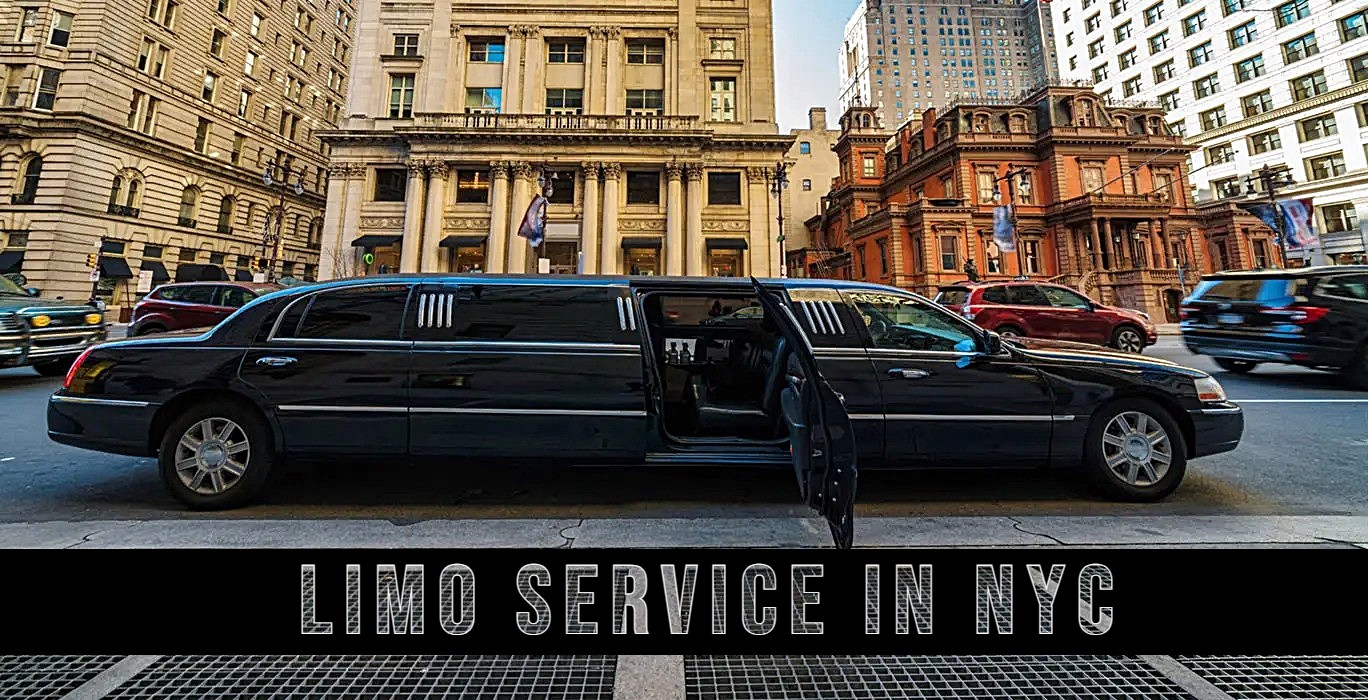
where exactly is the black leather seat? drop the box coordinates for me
[687,336,790,436]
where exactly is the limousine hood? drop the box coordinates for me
[1008,337,1203,376]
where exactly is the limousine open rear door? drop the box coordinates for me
[751,278,858,549]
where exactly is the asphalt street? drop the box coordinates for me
[0,337,1364,535]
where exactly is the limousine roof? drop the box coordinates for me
[260,274,919,297]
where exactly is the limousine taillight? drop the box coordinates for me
[63,346,96,390]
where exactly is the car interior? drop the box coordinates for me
[640,292,792,443]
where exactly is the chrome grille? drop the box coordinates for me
[0,313,21,332]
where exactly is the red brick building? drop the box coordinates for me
[793,86,1274,322]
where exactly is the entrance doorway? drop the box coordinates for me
[1162,288,1183,323]
[543,241,579,274]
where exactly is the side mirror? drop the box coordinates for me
[985,331,1004,356]
[24,287,39,297]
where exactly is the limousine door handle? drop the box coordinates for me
[256,356,298,368]
[888,368,931,379]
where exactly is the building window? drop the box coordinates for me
[1186,42,1212,68]
[373,168,406,201]
[1276,0,1310,28]
[465,87,502,113]
[1022,240,1040,274]
[1115,21,1132,42]
[1087,38,1104,58]
[1297,113,1338,141]
[289,41,308,67]
[202,70,218,102]
[1143,2,1164,24]
[1119,49,1137,70]
[1153,60,1175,83]
[545,88,583,114]
[32,67,59,110]
[1123,76,1143,97]
[390,34,419,57]
[237,89,251,118]
[709,37,736,59]
[939,235,958,270]
[1169,121,1186,137]
[13,155,42,204]
[1080,163,1104,192]
[976,170,996,203]
[250,12,262,37]
[708,172,742,206]
[1193,74,1220,99]
[707,248,742,277]
[388,74,414,118]
[147,0,178,28]
[15,7,38,43]
[546,170,575,205]
[231,133,245,164]
[137,38,170,78]
[802,179,812,191]
[862,154,877,178]
[627,39,665,65]
[626,171,660,205]
[1242,90,1274,116]
[1321,203,1358,233]
[1235,55,1265,83]
[1199,106,1227,130]
[1148,31,1169,54]
[625,89,664,114]
[1182,10,1207,36]
[1290,70,1328,100]
[48,11,73,47]
[1092,65,1109,82]
[1160,90,1180,110]
[177,186,199,227]
[625,246,661,276]
[1228,20,1257,48]
[1249,129,1281,153]
[210,29,227,58]
[1085,14,1101,32]
[1343,11,1368,41]
[1222,0,1248,15]
[547,39,585,63]
[216,195,235,233]
[1283,33,1319,64]
[244,50,258,77]
[877,238,889,275]
[193,117,211,153]
[1252,239,1270,268]
[799,142,811,155]
[709,77,737,122]
[1111,0,1127,16]
[455,170,489,204]
[1305,152,1346,180]
[1205,143,1235,164]
[1351,53,1368,83]
[469,39,505,63]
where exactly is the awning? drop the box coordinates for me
[0,250,23,274]
[98,256,134,279]
[139,260,170,282]
[705,237,749,250]
[352,234,402,248]
[621,237,662,249]
[234,269,254,281]
[175,263,228,282]
[439,235,488,249]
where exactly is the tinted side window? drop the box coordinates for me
[1041,285,1092,308]
[174,285,217,305]
[441,284,622,343]
[156,287,182,302]
[847,291,979,353]
[290,285,410,340]
[1007,285,1050,306]
[220,286,255,308]
[1319,274,1368,300]
[980,286,1008,304]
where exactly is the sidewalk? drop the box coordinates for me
[1157,322,1180,335]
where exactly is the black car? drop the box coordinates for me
[1180,266,1368,388]
[48,275,1244,547]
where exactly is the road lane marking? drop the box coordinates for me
[1232,399,1368,403]
[0,457,12,462]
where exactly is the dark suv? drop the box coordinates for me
[1181,266,1368,387]
[936,281,1157,352]
[128,282,283,336]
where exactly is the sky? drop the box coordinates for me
[773,0,859,133]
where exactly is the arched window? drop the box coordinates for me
[106,171,143,216]
[14,155,42,204]
[126,179,140,209]
[108,176,123,210]
[217,195,235,233]
[293,213,303,240]
[309,217,323,248]
[243,202,258,233]
[178,186,200,227]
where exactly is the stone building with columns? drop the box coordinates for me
[807,87,1274,322]
[317,0,792,280]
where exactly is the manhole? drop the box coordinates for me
[1177,656,1368,699]
[105,655,616,699]
[0,655,127,699]
[686,656,1194,700]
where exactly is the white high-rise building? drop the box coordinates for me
[1052,0,1368,264]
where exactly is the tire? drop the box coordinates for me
[1082,398,1187,502]
[32,358,74,377]
[136,325,165,336]
[1110,325,1146,353]
[157,399,275,509]
[1214,358,1259,375]
[995,324,1025,340]
[1344,342,1368,390]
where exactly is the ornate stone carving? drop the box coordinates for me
[510,25,539,38]
[580,162,601,178]
[600,163,622,180]
[620,219,667,232]
[665,27,678,39]
[327,162,365,178]
[361,217,405,229]
[703,220,749,232]
[405,160,426,175]
[664,162,684,180]
[444,217,491,230]
[591,25,621,39]
[426,161,449,177]
[511,161,536,181]
[745,166,770,181]
[489,161,510,179]
[684,163,704,181]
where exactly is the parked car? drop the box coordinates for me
[0,273,107,376]
[127,281,284,337]
[1180,266,1368,388]
[48,275,1244,546]
[936,280,1157,352]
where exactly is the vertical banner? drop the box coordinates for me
[518,194,549,248]
[993,205,1016,253]
[1237,199,1320,250]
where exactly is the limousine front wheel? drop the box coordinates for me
[158,401,274,510]
[1083,399,1187,502]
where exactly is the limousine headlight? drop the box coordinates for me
[30,315,51,328]
[84,313,103,325]
[1194,375,1227,403]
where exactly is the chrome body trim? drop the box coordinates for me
[276,405,409,413]
[1198,407,1243,415]
[412,407,647,417]
[50,395,152,408]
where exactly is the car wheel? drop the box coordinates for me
[136,325,165,336]
[158,400,274,510]
[1214,358,1259,375]
[32,358,74,377]
[1083,399,1187,502]
[996,325,1025,339]
[1110,325,1145,353]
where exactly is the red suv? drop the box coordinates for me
[127,282,283,336]
[935,281,1157,352]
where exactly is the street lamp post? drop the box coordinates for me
[1244,165,1296,269]
[770,161,789,278]
[261,158,309,283]
[992,164,1033,279]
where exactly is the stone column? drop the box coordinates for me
[1150,219,1163,267]
[487,162,510,272]
[421,4,452,113]
[603,27,623,114]
[520,28,543,114]
[449,26,466,113]
[580,163,601,273]
[666,28,679,114]
[400,160,427,273]
[684,163,704,276]
[599,163,621,274]
[1089,219,1102,271]
[746,166,771,277]
[583,29,599,115]
[421,162,449,272]
[1161,225,1173,268]
[506,162,534,273]
[320,163,360,280]
[665,162,684,276]
[502,27,525,112]
[1100,218,1115,271]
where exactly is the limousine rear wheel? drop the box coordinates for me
[1083,399,1187,502]
[158,401,274,510]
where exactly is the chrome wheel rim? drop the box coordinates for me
[1117,329,1143,353]
[1102,411,1171,487]
[998,328,1020,339]
[174,418,250,495]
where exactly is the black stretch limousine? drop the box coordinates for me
[48,275,1244,547]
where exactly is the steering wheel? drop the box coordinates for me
[867,318,889,339]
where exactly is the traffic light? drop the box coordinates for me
[86,254,98,268]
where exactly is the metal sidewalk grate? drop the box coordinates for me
[686,655,1195,700]
[104,655,617,699]
[1176,656,1368,699]
[0,655,127,699]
